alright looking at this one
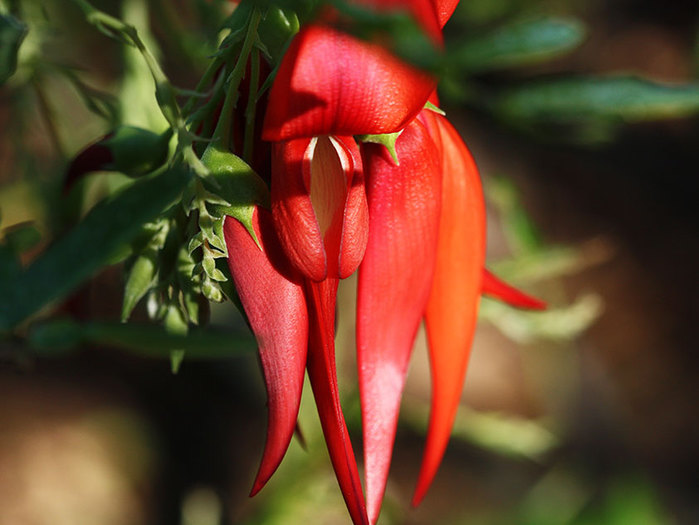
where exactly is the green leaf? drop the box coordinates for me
[0,244,21,293]
[122,251,158,321]
[0,165,191,331]
[28,319,256,359]
[201,277,223,303]
[0,13,27,85]
[452,17,585,73]
[102,126,172,176]
[492,75,699,124]
[27,319,84,354]
[1,221,42,254]
[202,251,227,282]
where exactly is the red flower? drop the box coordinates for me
[222,2,545,524]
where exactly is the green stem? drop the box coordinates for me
[243,48,260,163]
[70,0,182,130]
[209,8,262,151]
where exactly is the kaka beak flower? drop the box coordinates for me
[246,4,441,523]
[224,1,545,523]
[270,133,370,525]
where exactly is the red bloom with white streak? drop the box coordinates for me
[223,1,545,524]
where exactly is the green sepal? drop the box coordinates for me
[424,101,445,116]
[102,126,172,177]
[356,131,403,165]
[200,146,269,248]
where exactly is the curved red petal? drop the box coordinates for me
[482,269,547,310]
[357,118,442,524]
[263,25,436,141]
[413,117,486,506]
[223,210,308,496]
[305,278,369,525]
[335,136,369,279]
[271,138,328,281]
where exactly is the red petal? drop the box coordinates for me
[223,210,308,496]
[263,25,436,141]
[336,136,369,279]
[482,268,547,310]
[413,117,486,506]
[305,278,369,525]
[272,135,368,281]
[271,138,327,281]
[357,118,442,524]
[431,0,459,27]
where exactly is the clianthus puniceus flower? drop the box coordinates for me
[221,1,545,523]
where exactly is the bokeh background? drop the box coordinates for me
[1,0,698,524]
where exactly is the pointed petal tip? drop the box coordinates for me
[482,269,547,310]
[411,465,436,508]
[248,479,264,498]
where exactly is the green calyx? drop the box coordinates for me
[357,131,403,165]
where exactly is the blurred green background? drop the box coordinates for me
[1,0,698,524]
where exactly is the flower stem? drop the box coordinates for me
[209,8,262,151]
[243,48,260,163]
